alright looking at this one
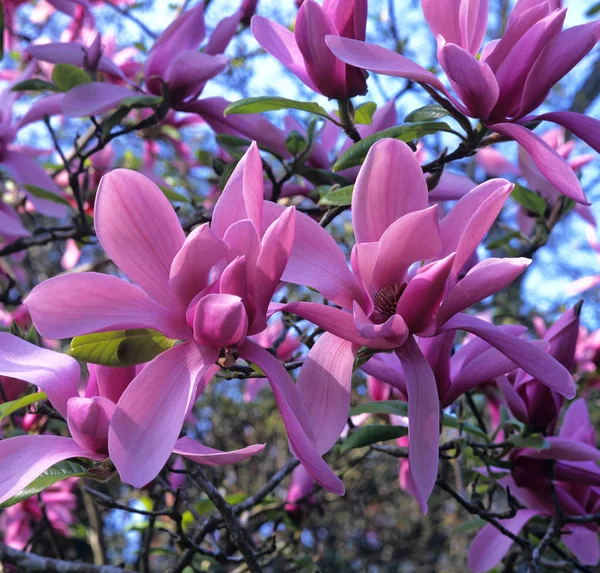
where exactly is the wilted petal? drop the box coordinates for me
[352,139,428,244]
[296,333,356,454]
[491,123,589,205]
[173,436,265,465]
[239,339,344,494]
[0,333,79,418]
[395,335,440,514]
[26,273,190,341]
[108,342,218,487]
[96,169,186,310]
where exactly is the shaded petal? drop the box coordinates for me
[94,365,136,404]
[352,139,428,244]
[468,510,542,572]
[522,437,600,462]
[204,10,242,55]
[67,396,114,454]
[168,224,230,308]
[395,335,440,514]
[559,399,591,440]
[0,333,79,418]
[437,258,531,326]
[362,354,407,396]
[212,142,264,238]
[562,526,600,566]
[239,339,344,494]
[108,342,218,487]
[173,436,265,465]
[353,302,409,342]
[263,202,363,309]
[496,375,530,424]
[25,273,190,341]
[251,16,318,92]
[61,83,133,117]
[439,313,576,398]
[95,169,186,310]
[0,435,100,504]
[296,333,356,454]
[490,123,588,205]
[18,94,65,129]
[165,51,228,102]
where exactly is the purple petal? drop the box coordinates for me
[61,83,133,117]
[395,335,440,514]
[17,94,65,129]
[173,436,264,465]
[0,333,79,418]
[165,51,228,103]
[562,525,600,566]
[559,399,591,441]
[95,169,186,311]
[534,111,600,154]
[239,339,344,494]
[204,10,242,55]
[352,139,428,244]
[25,273,190,341]
[108,341,218,487]
[67,396,115,454]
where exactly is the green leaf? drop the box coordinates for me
[159,185,191,204]
[51,63,92,92]
[12,79,61,93]
[341,425,408,452]
[70,329,177,367]
[486,230,525,251]
[318,185,354,206]
[511,184,546,217]
[511,435,550,450]
[455,518,486,533]
[333,122,458,171]
[23,185,72,208]
[0,461,90,508]
[0,392,47,423]
[586,2,600,16]
[285,130,307,155]
[216,133,252,159]
[354,102,377,125]
[405,104,451,123]
[101,106,130,139]
[224,96,335,123]
[443,413,489,441]
[121,95,163,109]
[298,167,350,187]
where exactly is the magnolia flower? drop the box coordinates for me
[252,0,368,99]
[270,138,575,512]
[0,335,264,504]
[26,143,342,494]
[566,227,600,296]
[469,399,600,571]
[326,0,600,204]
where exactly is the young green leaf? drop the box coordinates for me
[354,101,377,125]
[159,185,191,204]
[51,63,92,92]
[12,79,61,93]
[405,104,451,123]
[511,184,547,217]
[318,185,354,207]
[0,392,47,423]
[341,425,408,452]
[224,96,335,123]
[70,329,177,366]
[23,185,72,208]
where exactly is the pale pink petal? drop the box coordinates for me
[437,258,531,326]
[61,83,133,117]
[212,142,264,238]
[475,146,520,177]
[0,435,100,504]
[468,510,542,572]
[296,333,356,454]
[173,436,265,465]
[491,123,589,205]
[353,302,409,341]
[0,333,79,418]
[108,341,218,487]
[60,238,81,271]
[95,169,186,311]
[18,94,65,129]
[440,313,576,398]
[25,273,190,341]
[352,139,428,244]
[251,16,318,92]
[565,275,600,296]
[239,339,344,494]
[396,335,440,514]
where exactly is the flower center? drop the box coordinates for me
[372,282,407,319]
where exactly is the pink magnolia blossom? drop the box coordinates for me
[252,0,368,99]
[477,127,595,234]
[326,0,600,204]
[497,303,580,432]
[469,400,600,571]
[270,138,575,512]
[25,143,343,494]
[566,226,600,296]
[0,479,77,550]
[284,465,316,518]
[0,335,264,503]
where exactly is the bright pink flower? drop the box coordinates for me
[469,399,600,571]
[0,335,264,503]
[284,465,316,518]
[252,0,368,99]
[271,138,575,512]
[326,0,600,204]
[25,143,342,495]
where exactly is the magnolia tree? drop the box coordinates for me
[0,0,599,571]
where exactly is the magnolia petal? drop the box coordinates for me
[174,436,265,465]
[61,83,133,117]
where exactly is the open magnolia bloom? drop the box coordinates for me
[469,399,600,572]
[270,138,575,512]
[0,335,264,504]
[325,0,600,205]
[25,143,343,495]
